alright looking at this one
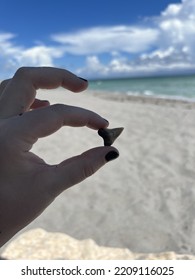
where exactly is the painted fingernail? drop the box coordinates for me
[78,77,88,82]
[103,118,109,124]
[105,151,119,162]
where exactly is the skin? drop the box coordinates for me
[0,67,119,247]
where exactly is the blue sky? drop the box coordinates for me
[0,0,195,79]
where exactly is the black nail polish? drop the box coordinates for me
[105,151,119,162]
[78,77,88,82]
[103,118,109,124]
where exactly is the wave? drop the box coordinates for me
[125,89,195,103]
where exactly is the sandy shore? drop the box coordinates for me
[1,88,195,255]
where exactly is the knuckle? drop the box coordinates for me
[0,79,9,88]
[82,161,96,179]
[83,166,95,178]
[51,103,67,112]
[49,104,68,127]
[15,66,28,75]
[14,67,33,79]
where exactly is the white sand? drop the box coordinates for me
[2,88,195,255]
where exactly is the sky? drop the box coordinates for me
[0,0,195,79]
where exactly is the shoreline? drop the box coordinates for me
[1,77,195,108]
[86,89,195,109]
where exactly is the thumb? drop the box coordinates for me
[46,147,119,197]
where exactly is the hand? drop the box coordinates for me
[0,67,119,246]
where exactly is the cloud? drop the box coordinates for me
[0,33,22,75]
[51,26,159,55]
[0,25,159,78]
[1,0,195,79]
[141,0,195,65]
[0,33,64,78]
[77,55,135,78]
[15,45,64,66]
[77,0,195,78]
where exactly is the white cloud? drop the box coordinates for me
[159,4,195,50]
[0,33,22,56]
[161,3,182,16]
[51,26,159,55]
[15,45,64,66]
[76,56,109,77]
[126,0,195,79]
[77,0,195,78]
[1,0,195,79]
[0,33,64,78]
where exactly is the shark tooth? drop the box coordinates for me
[98,127,124,146]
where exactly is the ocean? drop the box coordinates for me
[89,75,195,101]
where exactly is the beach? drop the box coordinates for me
[2,87,195,256]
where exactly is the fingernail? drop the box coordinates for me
[105,151,119,162]
[103,118,109,124]
[78,77,88,82]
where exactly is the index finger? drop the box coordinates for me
[0,67,88,118]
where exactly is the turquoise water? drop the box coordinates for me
[89,75,195,100]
